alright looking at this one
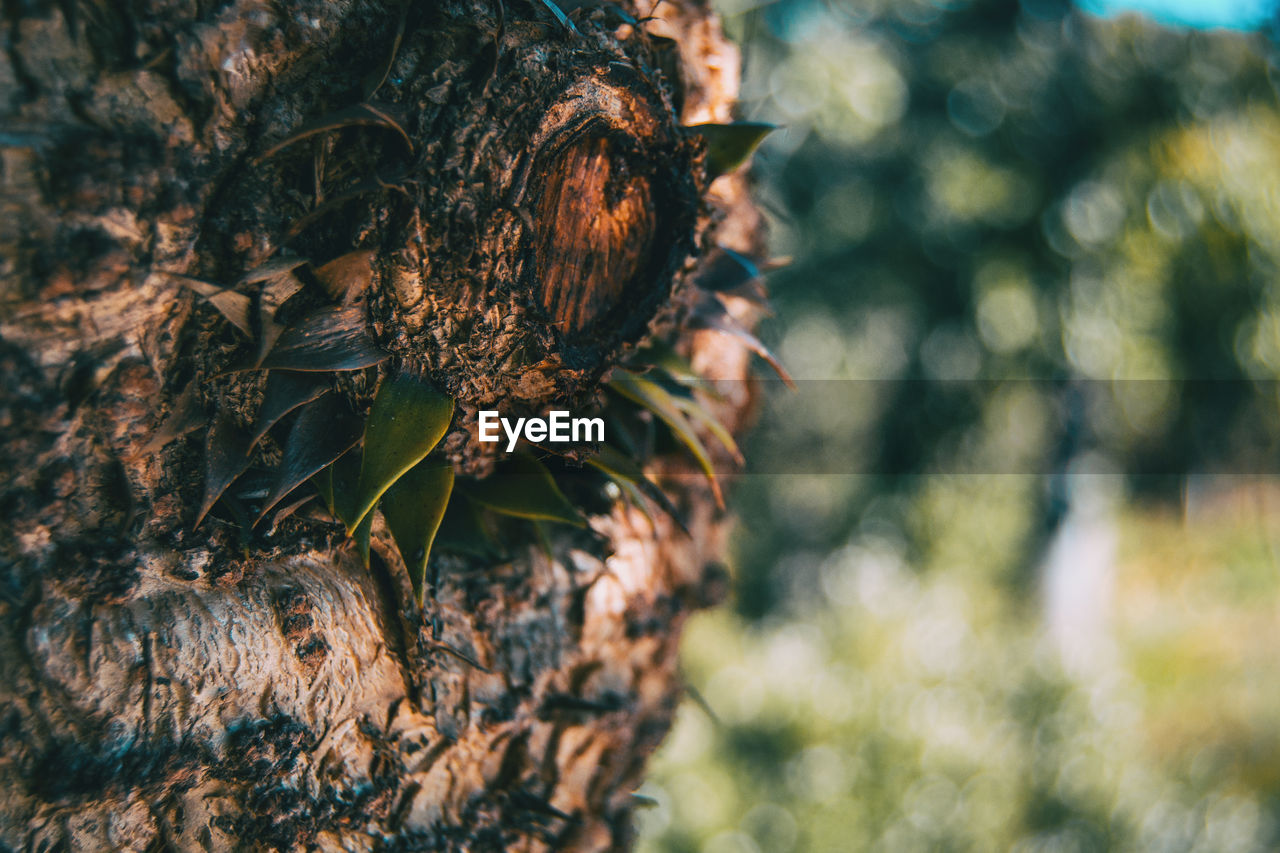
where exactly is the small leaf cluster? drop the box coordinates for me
[159,95,785,610]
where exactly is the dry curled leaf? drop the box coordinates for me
[259,306,389,372]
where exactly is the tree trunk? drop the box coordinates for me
[0,0,761,848]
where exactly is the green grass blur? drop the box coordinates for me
[639,1,1280,850]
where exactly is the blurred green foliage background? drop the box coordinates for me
[638,0,1280,850]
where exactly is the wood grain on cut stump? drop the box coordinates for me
[536,136,656,336]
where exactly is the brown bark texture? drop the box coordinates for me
[0,0,764,849]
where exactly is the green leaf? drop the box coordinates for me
[602,409,647,459]
[362,0,409,98]
[434,495,497,558]
[626,342,726,404]
[691,246,773,309]
[586,442,648,482]
[692,246,760,292]
[688,293,795,388]
[689,122,776,179]
[196,411,254,528]
[213,490,254,556]
[463,453,585,526]
[382,459,454,607]
[256,394,363,524]
[532,519,554,560]
[628,340,702,385]
[264,486,319,529]
[141,382,204,456]
[610,373,724,507]
[327,447,372,567]
[314,469,335,516]
[587,444,689,534]
[353,508,373,569]
[614,478,655,525]
[250,372,329,448]
[328,447,362,528]
[349,374,454,533]
[671,394,743,466]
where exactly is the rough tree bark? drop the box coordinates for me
[0,0,763,848]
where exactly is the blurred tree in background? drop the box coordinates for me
[640,1,1280,850]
